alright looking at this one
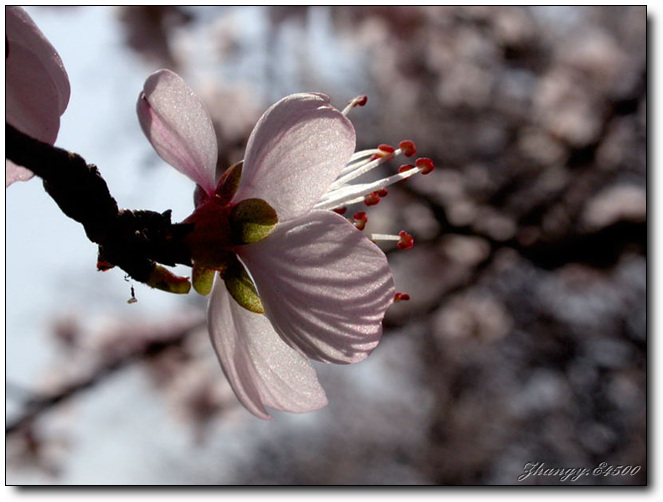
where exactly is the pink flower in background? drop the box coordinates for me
[138,70,421,419]
[5,6,71,186]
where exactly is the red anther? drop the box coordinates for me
[415,157,435,175]
[364,192,381,206]
[397,230,415,250]
[353,95,368,107]
[97,259,114,271]
[376,188,389,198]
[333,207,348,215]
[377,144,396,156]
[394,292,411,303]
[399,140,417,157]
[353,211,368,230]
[398,164,416,174]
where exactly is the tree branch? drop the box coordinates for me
[6,123,193,285]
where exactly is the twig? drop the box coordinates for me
[6,123,193,285]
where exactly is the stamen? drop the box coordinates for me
[353,211,368,230]
[397,231,415,250]
[394,292,410,303]
[415,157,435,175]
[326,100,428,308]
[399,140,417,157]
[364,192,380,206]
[370,232,414,251]
[328,145,429,203]
[341,95,368,116]
[347,149,381,163]
[339,150,381,176]
[370,233,400,242]
[363,188,388,206]
[315,167,425,210]
[324,101,432,269]
[329,148,397,190]
[369,145,396,162]
[370,231,415,250]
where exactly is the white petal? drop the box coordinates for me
[6,161,35,187]
[137,69,218,193]
[238,211,395,364]
[5,7,70,123]
[234,93,355,222]
[6,6,70,186]
[208,276,328,420]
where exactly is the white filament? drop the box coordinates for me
[315,165,424,211]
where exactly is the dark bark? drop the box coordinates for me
[6,123,193,284]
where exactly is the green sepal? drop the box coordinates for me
[147,265,191,294]
[223,257,264,314]
[192,263,216,296]
[230,198,278,245]
[215,161,243,204]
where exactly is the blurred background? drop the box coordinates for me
[6,6,646,485]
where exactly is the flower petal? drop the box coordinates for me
[238,210,395,364]
[6,6,71,186]
[234,93,355,222]
[137,69,218,193]
[208,276,328,420]
[6,161,35,187]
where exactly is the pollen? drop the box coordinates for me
[363,192,381,206]
[398,140,417,157]
[394,292,411,302]
[397,231,415,250]
[341,95,368,116]
[353,211,368,230]
[415,157,435,175]
[378,144,395,155]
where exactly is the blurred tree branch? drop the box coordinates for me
[5,319,205,436]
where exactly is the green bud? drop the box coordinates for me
[147,265,191,294]
[192,263,216,296]
[230,198,278,245]
[223,257,264,314]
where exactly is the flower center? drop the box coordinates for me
[182,196,236,270]
[181,159,276,307]
[183,159,278,272]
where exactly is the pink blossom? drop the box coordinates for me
[138,69,399,419]
[5,6,71,186]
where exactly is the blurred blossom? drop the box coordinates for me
[582,184,646,230]
[434,292,513,344]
